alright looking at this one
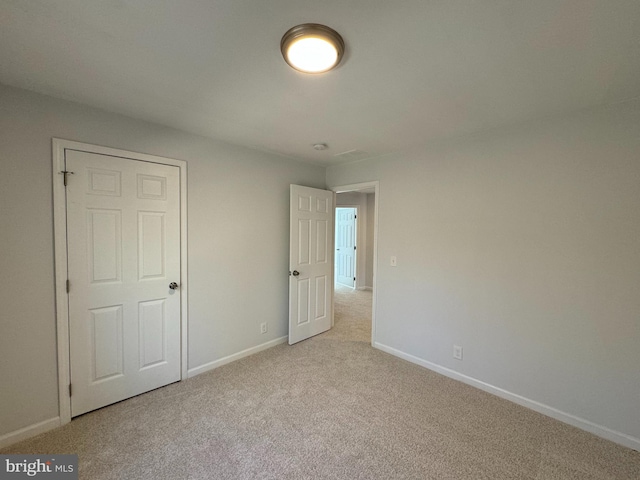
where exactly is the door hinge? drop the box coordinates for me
[66,279,70,293]
[354,277,356,281]
[354,246,356,250]
[59,170,74,186]
[68,384,72,396]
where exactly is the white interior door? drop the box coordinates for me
[66,150,181,416]
[289,185,334,345]
[335,207,356,287]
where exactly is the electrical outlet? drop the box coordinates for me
[390,256,397,266]
[453,345,463,360]
[260,322,268,334]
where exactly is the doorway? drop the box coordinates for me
[53,139,188,424]
[331,182,378,345]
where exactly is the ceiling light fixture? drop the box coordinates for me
[281,24,345,74]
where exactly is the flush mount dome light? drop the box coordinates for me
[281,23,345,74]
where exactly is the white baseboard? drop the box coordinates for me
[1,337,288,448]
[0,417,61,449]
[374,342,640,452]
[357,286,373,291]
[187,336,288,378]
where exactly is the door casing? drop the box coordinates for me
[52,139,188,425]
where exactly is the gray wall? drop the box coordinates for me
[365,193,375,288]
[0,84,325,438]
[327,101,640,443]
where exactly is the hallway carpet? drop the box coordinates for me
[3,287,639,479]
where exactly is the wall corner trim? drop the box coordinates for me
[187,336,288,378]
[373,342,640,452]
[0,417,61,449]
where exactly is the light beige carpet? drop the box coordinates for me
[3,286,639,479]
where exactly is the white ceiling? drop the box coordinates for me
[1,1,639,165]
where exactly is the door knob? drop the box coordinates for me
[291,270,300,277]
[169,282,179,290]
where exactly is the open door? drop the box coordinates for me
[289,185,334,344]
[335,207,356,288]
